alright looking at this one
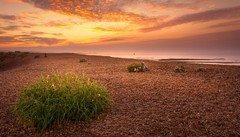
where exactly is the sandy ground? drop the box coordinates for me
[0,53,240,136]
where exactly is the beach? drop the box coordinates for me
[0,53,240,136]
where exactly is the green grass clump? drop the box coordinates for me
[15,74,110,130]
[127,62,149,72]
[80,59,87,63]
[175,66,185,73]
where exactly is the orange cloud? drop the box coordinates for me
[93,27,129,32]
[45,21,73,27]
[0,36,20,43]
[30,31,63,36]
[1,0,22,3]
[20,12,41,18]
[21,0,167,24]
[143,0,209,10]
[0,31,5,34]
[0,25,20,31]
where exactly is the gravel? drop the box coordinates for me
[0,53,239,137]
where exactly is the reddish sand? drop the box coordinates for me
[0,53,239,136]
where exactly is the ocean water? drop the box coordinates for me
[87,51,240,66]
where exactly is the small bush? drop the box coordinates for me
[44,53,47,58]
[15,51,21,54]
[34,55,40,59]
[196,67,206,72]
[175,66,185,73]
[19,52,28,59]
[0,52,11,61]
[15,74,110,130]
[80,59,87,63]
[0,55,5,62]
[8,52,16,58]
[128,62,149,72]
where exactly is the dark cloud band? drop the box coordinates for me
[0,35,64,45]
[141,5,240,32]
[0,14,17,20]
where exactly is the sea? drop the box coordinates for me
[86,51,240,66]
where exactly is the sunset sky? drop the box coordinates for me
[0,0,240,55]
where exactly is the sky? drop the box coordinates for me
[0,0,240,56]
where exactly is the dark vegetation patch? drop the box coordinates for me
[0,51,34,71]
[80,59,87,63]
[175,66,185,73]
[127,62,149,72]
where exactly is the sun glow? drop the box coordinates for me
[0,0,240,47]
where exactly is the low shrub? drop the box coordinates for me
[15,51,21,54]
[0,52,12,61]
[34,55,40,59]
[19,52,28,59]
[128,62,149,72]
[196,67,206,72]
[175,66,185,73]
[7,52,16,57]
[80,59,87,63]
[44,53,47,58]
[15,74,110,130]
[0,54,5,62]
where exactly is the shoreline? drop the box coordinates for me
[75,52,240,66]
[86,53,240,66]
[1,50,240,66]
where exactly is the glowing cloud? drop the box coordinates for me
[21,0,150,23]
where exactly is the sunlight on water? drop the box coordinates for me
[87,51,240,66]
